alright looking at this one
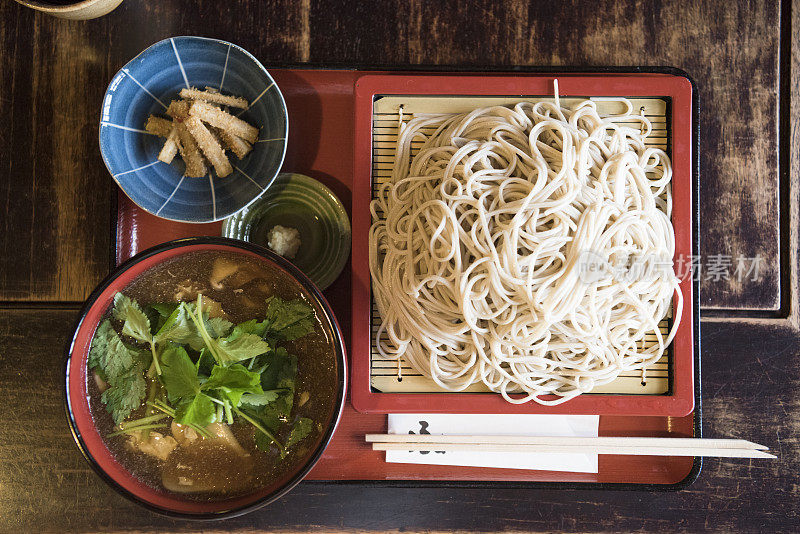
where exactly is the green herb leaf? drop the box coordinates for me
[234,346,301,454]
[113,294,153,344]
[89,319,150,382]
[264,296,316,341]
[234,406,283,451]
[174,393,216,428]
[247,348,298,437]
[285,417,314,449]
[154,304,195,345]
[89,318,150,423]
[101,366,148,425]
[239,390,281,406]
[202,363,263,406]
[254,422,277,451]
[93,291,315,447]
[89,320,150,424]
[196,347,214,375]
[160,344,200,402]
[258,347,296,391]
[203,364,262,392]
[145,302,180,334]
[151,302,179,318]
[155,302,233,351]
[205,315,234,338]
[142,306,164,335]
[209,327,272,365]
[234,318,269,338]
[88,320,116,371]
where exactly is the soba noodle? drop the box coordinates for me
[369,96,683,405]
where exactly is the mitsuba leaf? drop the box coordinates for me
[160,344,200,402]
[210,328,271,365]
[247,347,299,436]
[151,302,179,318]
[154,304,197,346]
[155,302,233,351]
[240,344,307,453]
[146,303,179,334]
[202,364,263,407]
[234,318,269,338]
[203,364,262,392]
[253,421,278,452]
[217,389,244,409]
[175,393,216,428]
[102,291,319,451]
[240,405,285,452]
[205,315,234,338]
[89,319,150,384]
[88,320,116,371]
[113,293,153,344]
[196,348,214,376]
[261,396,292,432]
[239,390,281,407]
[258,347,296,392]
[264,296,316,341]
[285,417,314,449]
[101,365,148,425]
[89,319,150,424]
[142,306,163,336]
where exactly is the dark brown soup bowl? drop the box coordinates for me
[64,237,347,519]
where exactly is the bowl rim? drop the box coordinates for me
[15,0,107,11]
[64,236,347,520]
[98,36,289,224]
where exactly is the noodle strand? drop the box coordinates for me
[369,99,681,405]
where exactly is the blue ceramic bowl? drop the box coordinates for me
[99,37,288,223]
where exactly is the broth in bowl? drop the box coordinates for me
[85,250,337,500]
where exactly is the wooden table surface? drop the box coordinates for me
[0,0,798,531]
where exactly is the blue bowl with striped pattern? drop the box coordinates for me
[99,37,287,223]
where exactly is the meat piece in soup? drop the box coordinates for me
[86,250,338,499]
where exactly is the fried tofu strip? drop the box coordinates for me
[218,128,252,159]
[184,116,233,177]
[145,115,173,138]
[167,99,191,120]
[179,87,248,109]
[175,122,207,177]
[157,126,181,164]
[189,101,259,144]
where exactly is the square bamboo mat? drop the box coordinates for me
[369,95,672,395]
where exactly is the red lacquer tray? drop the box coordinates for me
[115,68,701,488]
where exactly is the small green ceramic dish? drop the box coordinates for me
[222,173,351,290]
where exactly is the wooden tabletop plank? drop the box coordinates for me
[0,309,796,532]
[791,0,800,326]
[306,0,783,311]
[0,5,114,302]
[0,0,786,313]
[0,2,795,531]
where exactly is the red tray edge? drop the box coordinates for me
[350,73,696,417]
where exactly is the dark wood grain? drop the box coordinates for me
[0,0,797,531]
[307,0,784,311]
[0,0,785,311]
[0,311,797,532]
[0,4,115,302]
[791,0,800,326]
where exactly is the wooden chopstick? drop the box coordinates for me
[371,443,774,458]
[365,435,775,459]
[366,434,767,450]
